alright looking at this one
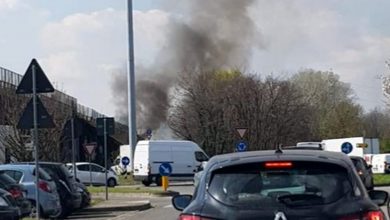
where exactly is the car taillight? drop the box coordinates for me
[178,214,214,220]
[339,211,384,220]
[38,181,52,193]
[265,162,292,168]
[8,187,23,199]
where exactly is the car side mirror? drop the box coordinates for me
[368,165,373,169]
[172,195,192,211]
[369,190,389,206]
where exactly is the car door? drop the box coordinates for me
[90,164,106,185]
[76,164,92,184]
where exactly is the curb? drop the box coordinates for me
[85,201,151,212]
[91,191,180,198]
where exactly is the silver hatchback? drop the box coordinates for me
[0,164,61,218]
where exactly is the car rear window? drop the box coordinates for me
[208,161,355,208]
[0,171,17,187]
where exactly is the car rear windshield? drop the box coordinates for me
[0,171,17,187]
[208,161,355,208]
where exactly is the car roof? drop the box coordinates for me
[206,149,353,171]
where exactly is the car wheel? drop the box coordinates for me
[107,178,116,187]
[156,176,162,186]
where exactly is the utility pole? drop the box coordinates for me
[127,0,137,172]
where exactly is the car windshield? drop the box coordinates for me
[208,161,355,208]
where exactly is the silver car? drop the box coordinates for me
[0,164,61,218]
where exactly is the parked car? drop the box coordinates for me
[66,162,118,187]
[0,170,31,217]
[173,149,389,219]
[74,181,91,208]
[134,140,209,186]
[17,162,82,217]
[350,156,374,190]
[0,164,61,218]
[0,188,20,220]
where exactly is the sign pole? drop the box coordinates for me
[89,156,92,186]
[104,118,108,200]
[71,118,77,180]
[32,64,40,220]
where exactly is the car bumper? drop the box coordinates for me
[0,207,20,220]
[41,197,61,216]
[16,198,31,217]
[72,192,83,209]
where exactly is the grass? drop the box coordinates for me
[117,174,139,185]
[90,198,104,206]
[87,186,165,194]
[374,174,390,186]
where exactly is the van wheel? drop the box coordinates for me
[156,176,162,186]
[142,180,151,186]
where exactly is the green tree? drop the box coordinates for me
[291,69,362,139]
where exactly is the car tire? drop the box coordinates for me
[107,178,116,187]
[156,176,162,186]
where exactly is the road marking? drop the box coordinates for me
[164,205,173,209]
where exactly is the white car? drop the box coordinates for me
[66,162,118,187]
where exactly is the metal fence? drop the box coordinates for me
[0,66,105,120]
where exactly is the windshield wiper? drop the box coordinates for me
[277,194,324,206]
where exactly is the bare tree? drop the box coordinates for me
[169,70,311,156]
[0,83,72,162]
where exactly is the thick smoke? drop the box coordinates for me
[111,0,261,132]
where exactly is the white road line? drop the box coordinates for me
[164,204,173,209]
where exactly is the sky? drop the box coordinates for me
[0,0,389,118]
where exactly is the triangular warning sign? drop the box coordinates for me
[84,144,96,156]
[16,59,54,94]
[236,128,248,138]
[17,96,55,129]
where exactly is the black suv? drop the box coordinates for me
[350,156,374,190]
[173,149,389,220]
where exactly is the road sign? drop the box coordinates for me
[16,59,54,94]
[96,117,115,136]
[83,143,97,156]
[236,140,248,152]
[121,156,130,166]
[236,127,248,138]
[159,163,172,176]
[17,96,55,129]
[341,142,353,154]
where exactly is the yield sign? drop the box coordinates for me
[84,143,97,156]
[16,59,54,94]
[236,128,248,138]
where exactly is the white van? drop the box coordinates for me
[133,140,209,186]
[371,154,390,174]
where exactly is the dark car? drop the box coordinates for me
[0,188,20,220]
[350,156,374,190]
[74,181,91,208]
[0,170,31,217]
[17,162,82,218]
[173,149,389,220]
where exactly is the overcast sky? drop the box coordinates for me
[0,0,389,117]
